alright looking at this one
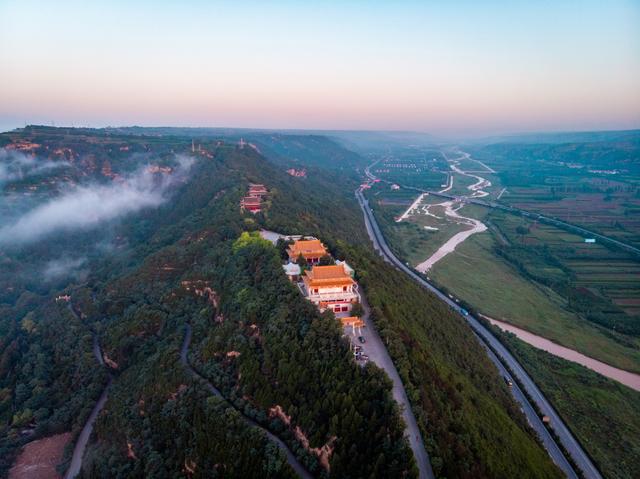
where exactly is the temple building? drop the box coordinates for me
[240,184,268,214]
[241,196,262,213]
[287,239,328,264]
[248,183,268,197]
[302,264,359,314]
[340,316,365,331]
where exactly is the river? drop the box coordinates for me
[484,315,640,391]
[401,149,490,273]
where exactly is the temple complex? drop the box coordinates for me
[287,239,329,265]
[302,264,359,314]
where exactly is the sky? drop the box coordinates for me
[1,0,639,136]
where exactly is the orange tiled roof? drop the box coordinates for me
[304,265,354,287]
[339,316,365,327]
[287,239,327,258]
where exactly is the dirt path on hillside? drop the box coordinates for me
[64,303,111,479]
[180,324,313,479]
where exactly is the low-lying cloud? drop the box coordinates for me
[0,155,194,245]
[0,148,68,185]
[43,256,88,281]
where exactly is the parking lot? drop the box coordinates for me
[342,310,394,371]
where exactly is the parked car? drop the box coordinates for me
[360,354,369,360]
[504,377,513,387]
[354,345,363,352]
[358,336,366,343]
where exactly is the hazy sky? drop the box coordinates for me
[1,0,639,135]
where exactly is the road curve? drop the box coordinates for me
[64,304,111,479]
[180,324,313,479]
[64,378,112,479]
[356,187,602,479]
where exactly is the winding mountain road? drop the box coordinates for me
[180,324,313,479]
[64,304,111,479]
[356,185,602,479]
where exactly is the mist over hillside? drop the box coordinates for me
[0,126,568,479]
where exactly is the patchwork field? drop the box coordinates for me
[491,211,640,324]
[366,141,640,373]
[369,181,640,373]
[505,188,640,247]
[369,148,448,190]
[472,137,640,248]
[429,230,640,373]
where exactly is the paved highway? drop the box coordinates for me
[356,187,603,479]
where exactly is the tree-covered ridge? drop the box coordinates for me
[85,217,415,477]
[189,231,415,477]
[11,132,413,476]
[248,160,562,478]
[82,312,298,479]
[0,297,108,475]
[1,126,561,478]
[249,133,367,169]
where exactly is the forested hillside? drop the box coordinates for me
[1,126,560,478]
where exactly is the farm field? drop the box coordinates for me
[370,183,490,267]
[370,192,450,267]
[366,177,640,372]
[429,230,640,373]
[490,210,640,328]
[369,148,448,190]
[367,144,640,374]
[472,135,640,247]
[446,171,480,196]
[504,188,640,247]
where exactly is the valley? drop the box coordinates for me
[359,132,640,479]
[1,126,568,479]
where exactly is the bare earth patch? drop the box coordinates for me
[9,432,72,479]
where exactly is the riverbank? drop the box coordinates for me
[415,199,487,273]
[484,315,640,391]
